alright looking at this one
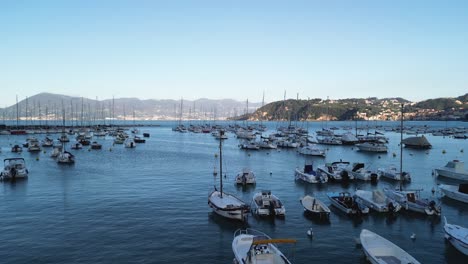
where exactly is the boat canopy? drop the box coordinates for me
[252,239,297,245]
[402,135,432,148]
[459,184,468,194]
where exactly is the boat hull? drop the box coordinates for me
[208,191,249,221]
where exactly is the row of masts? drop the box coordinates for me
[1,96,146,128]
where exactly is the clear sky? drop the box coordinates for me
[1,0,467,107]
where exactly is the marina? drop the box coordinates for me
[0,120,467,263]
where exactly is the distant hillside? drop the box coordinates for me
[240,97,411,121]
[236,95,466,121]
[0,93,261,120]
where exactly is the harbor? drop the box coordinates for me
[0,120,466,263]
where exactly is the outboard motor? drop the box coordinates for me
[269,203,276,216]
[370,173,378,184]
[10,167,17,181]
[402,172,411,182]
[388,202,395,213]
[341,171,350,182]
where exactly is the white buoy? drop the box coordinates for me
[307,228,313,237]
[411,233,416,240]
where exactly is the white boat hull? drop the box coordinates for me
[444,218,468,256]
[439,184,468,203]
[360,229,420,264]
[208,191,249,221]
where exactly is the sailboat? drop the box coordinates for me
[383,104,440,216]
[57,102,75,164]
[208,130,250,221]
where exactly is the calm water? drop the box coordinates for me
[0,121,467,264]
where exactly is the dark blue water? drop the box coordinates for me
[0,121,467,263]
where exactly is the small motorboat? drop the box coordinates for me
[327,192,369,216]
[0,158,29,181]
[439,183,468,204]
[295,164,328,184]
[133,136,146,143]
[125,139,136,148]
[90,141,102,150]
[232,228,295,264]
[434,160,468,181]
[384,188,441,216]
[300,195,330,219]
[298,144,326,157]
[57,151,75,164]
[71,142,83,150]
[344,163,379,183]
[50,147,62,157]
[360,229,421,264]
[355,142,388,153]
[251,190,285,217]
[354,189,401,213]
[11,145,23,153]
[444,217,468,256]
[378,165,411,182]
[235,168,256,185]
[317,160,352,182]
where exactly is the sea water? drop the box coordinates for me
[0,121,467,263]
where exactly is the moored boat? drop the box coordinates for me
[434,160,468,181]
[300,195,330,219]
[354,189,401,213]
[327,192,369,216]
[232,228,295,264]
[235,168,256,185]
[251,190,285,217]
[295,164,328,183]
[360,229,421,264]
[439,183,468,204]
[444,217,468,256]
[208,131,250,221]
[0,158,29,181]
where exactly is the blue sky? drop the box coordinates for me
[1,0,467,106]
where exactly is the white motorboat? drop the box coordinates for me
[124,139,136,148]
[27,138,41,152]
[41,137,54,147]
[444,217,468,256]
[57,151,75,164]
[71,142,83,150]
[300,195,330,219]
[276,139,299,148]
[251,190,285,217]
[327,192,369,216]
[439,184,468,203]
[0,158,28,181]
[317,136,342,145]
[360,229,421,264]
[114,136,125,144]
[434,160,468,181]
[383,188,441,216]
[50,147,62,157]
[354,189,401,213]
[11,144,23,153]
[295,164,328,183]
[356,142,388,153]
[340,132,359,145]
[208,131,250,221]
[257,139,277,149]
[91,141,102,149]
[317,160,352,182]
[298,144,326,157]
[344,163,379,183]
[240,141,260,150]
[235,168,256,185]
[378,165,411,182]
[232,229,295,264]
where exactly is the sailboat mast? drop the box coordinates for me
[219,130,224,198]
[400,103,404,190]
